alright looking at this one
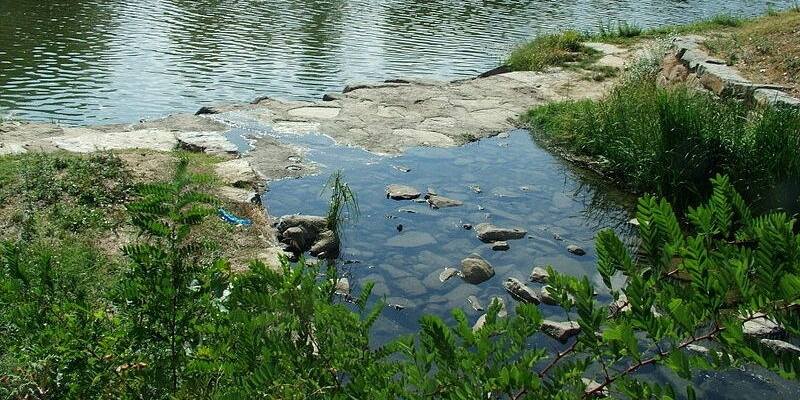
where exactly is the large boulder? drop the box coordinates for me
[460,253,495,284]
[475,223,527,243]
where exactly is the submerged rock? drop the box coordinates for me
[386,184,421,200]
[439,267,461,283]
[491,241,510,251]
[472,297,508,332]
[426,194,463,208]
[503,278,540,304]
[475,223,527,243]
[467,295,484,311]
[567,244,586,256]
[460,253,495,284]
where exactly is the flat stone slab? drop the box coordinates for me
[235,67,618,156]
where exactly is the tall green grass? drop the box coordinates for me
[523,80,800,212]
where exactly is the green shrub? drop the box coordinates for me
[522,81,800,212]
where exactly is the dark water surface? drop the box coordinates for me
[1,0,796,124]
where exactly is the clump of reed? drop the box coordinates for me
[523,80,800,212]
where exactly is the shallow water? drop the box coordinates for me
[1,0,796,124]
[260,127,637,337]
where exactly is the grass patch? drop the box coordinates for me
[521,80,800,213]
[0,152,133,241]
[506,30,600,71]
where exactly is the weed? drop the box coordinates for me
[598,20,642,39]
[321,170,359,236]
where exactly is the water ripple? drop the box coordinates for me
[0,0,796,124]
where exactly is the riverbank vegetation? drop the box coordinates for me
[518,9,800,213]
[523,76,800,212]
[1,154,798,398]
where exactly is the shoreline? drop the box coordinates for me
[2,34,798,270]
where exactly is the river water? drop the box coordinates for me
[0,0,796,124]
[3,1,800,397]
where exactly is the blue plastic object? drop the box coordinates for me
[218,208,253,226]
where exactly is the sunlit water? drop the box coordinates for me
[1,0,796,124]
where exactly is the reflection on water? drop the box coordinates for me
[1,0,796,124]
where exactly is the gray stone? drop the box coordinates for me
[309,230,340,258]
[503,277,540,304]
[333,278,350,295]
[582,378,609,398]
[386,184,421,200]
[214,159,266,193]
[177,131,238,155]
[754,88,800,109]
[214,185,260,205]
[460,253,495,284]
[539,285,559,306]
[439,267,461,283]
[475,222,527,243]
[276,214,328,253]
[44,128,179,153]
[760,339,800,356]
[567,244,586,256]
[742,313,785,339]
[287,106,341,119]
[426,195,463,208]
[609,294,631,316]
[541,320,581,342]
[529,266,550,283]
[492,241,510,251]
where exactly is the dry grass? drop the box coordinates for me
[702,9,800,96]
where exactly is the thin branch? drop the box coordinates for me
[582,324,726,398]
